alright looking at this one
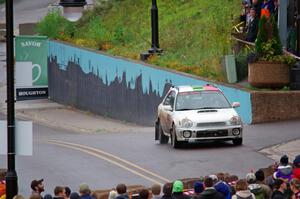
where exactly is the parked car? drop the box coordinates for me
[155,85,243,148]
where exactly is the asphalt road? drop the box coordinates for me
[1,115,300,197]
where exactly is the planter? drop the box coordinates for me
[248,61,290,88]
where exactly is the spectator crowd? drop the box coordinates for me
[0,154,300,199]
[239,0,297,54]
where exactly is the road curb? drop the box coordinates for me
[259,139,300,162]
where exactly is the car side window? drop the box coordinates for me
[163,91,176,108]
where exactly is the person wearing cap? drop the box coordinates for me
[290,178,300,199]
[172,180,191,199]
[191,181,203,199]
[78,183,94,199]
[271,179,286,199]
[246,172,265,199]
[214,181,231,199]
[31,179,45,197]
[273,155,293,182]
[293,154,300,180]
[199,177,225,199]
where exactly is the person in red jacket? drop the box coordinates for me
[293,155,300,180]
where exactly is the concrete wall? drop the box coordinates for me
[48,41,252,125]
[251,91,300,123]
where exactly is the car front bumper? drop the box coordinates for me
[174,126,243,142]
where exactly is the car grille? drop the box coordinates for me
[196,130,228,138]
[197,122,226,127]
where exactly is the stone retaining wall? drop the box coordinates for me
[251,91,300,123]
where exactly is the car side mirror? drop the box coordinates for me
[163,105,173,111]
[232,102,240,108]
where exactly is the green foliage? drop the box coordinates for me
[37,11,75,40]
[255,16,268,55]
[37,0,241,81]
[254,15,297,66]
[0,0,4,4]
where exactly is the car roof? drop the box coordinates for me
[175,85,220,93]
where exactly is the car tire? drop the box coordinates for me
[171,125,181,149]
[158,122,169,144]
[232,138,243,146]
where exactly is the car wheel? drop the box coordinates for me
[158,122,169,144]
[232,138,243,146]
[171,125,181,149]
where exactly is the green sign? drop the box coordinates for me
[15,36,48,86]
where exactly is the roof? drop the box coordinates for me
[175,85,220,92]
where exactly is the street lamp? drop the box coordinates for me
[59,0,87,22]
[5,0,18,198]
[140,0,163,61]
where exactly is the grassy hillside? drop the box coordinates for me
[38,0,241,81]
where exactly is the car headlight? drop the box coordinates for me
[181,118,193,128]
[232,128,240,136]
[230,116,241,125]
[183,130,192,138]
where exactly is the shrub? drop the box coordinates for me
[37,11,75,40]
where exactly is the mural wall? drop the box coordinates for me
[48,41,252,125]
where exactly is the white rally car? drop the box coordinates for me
[155,85,243,148]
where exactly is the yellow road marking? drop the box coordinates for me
[48,140,170,185]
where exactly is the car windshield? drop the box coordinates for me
[175,91,231,111]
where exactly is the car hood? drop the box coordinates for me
[174,108,239,123]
